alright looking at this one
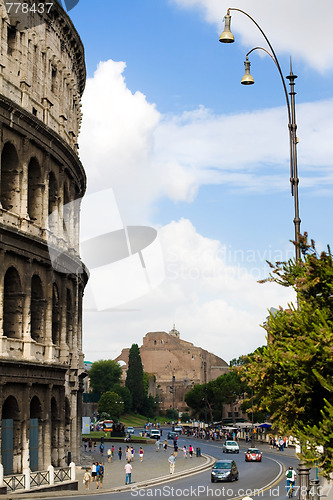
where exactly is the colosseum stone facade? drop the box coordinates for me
[0,0,88,475]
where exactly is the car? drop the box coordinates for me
[245,448,262,462]
[126,426,135,434]
[150,429,161,439]
[174,426,182,433]
[167,431,178,440]
[211,460,239,483]
[222,440,240,453]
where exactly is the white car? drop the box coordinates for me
[150,429,161,439]
[222,440,240,453]
[174,426,182,433]
[127,426,135,434]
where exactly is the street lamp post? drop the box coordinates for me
[219,8,301,261]
[220,11,308,499]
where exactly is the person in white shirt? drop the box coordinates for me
[168,453,176,474]
[125,461,133,484]
[286,466,297,497]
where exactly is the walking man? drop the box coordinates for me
[168,453,176,474]
[125,461,133,484]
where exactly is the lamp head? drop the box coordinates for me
[241,57,254,85]
[219,14,234,43]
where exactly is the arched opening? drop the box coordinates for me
[51,397,59,466]
[2,396,20,474]
[30,275,45,342]
[29,396,42,471]
[1,142,20,212]
[28,157,42,223]
[64,398,71,455]
[48,171,58,232]
[66,288,73,348]
[3,267,23,339]
[52,283,60,345]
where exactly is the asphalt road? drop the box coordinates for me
[34,431,304,500]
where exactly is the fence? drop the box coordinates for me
[0,462,76,493]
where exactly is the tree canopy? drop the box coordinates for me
[98,391,124,419]
[88,359,122,395]
[241,234,333,476]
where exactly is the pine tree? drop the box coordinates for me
[125,344,145,413]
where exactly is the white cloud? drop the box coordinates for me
[170,0,333,73]
[80,59,333,221]
[79,59,332,363]
[82,218,295,363]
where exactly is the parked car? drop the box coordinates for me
[150,429,161,439]
[174,426,182,433]
[211,460,239,483]
[245,448,262,462]
[126,426,135,434]
[222,441,239,453]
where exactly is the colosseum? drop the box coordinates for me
[0,0,88,476]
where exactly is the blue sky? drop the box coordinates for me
[68,0,333,363]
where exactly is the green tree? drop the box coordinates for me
[112,384,132,413]
[98,391,124,419]
[88,359,122,395]
[242,234,333,476]
[125,344,145,412]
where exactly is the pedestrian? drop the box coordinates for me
[118,446,123,460]
[91,462,97,483]
[189,444,193,458]
[100,442,104,455]
[107,447,112,463]
[131,446,135,461]
[97,461,104,489]
[168,453,176,474]
[139,447,144,462]
[183,445,187,458]
[174,441,178,457]
[88,438,92,452]
[111,445,115,458]
[125,461,133,484]
[84,438,88,452]
[83,469,91,489]
[163,438,168,451]
[125,446,131,461]
[155,439,160,452]
[93,439,97,450]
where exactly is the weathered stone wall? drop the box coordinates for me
[0,0,87,474]
[115,329,229,412]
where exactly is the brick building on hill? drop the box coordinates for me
[114,326,229,412]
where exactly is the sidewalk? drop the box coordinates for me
[76,443,209,494]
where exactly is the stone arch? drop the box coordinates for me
[28,157,42,223]
[48,171,58,232]
[52,283,60,345]
[29,396,42,471]
[66,287,73,347]
[63,176,73,245]
[1,142,20,212]
[64,398,71,452]
[2,395,20,474]
[30,275,45,342]
[3,267,23,339]
[51,397,59,466]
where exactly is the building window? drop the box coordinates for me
[7,26,16,56]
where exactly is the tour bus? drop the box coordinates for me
[101,420,114,432]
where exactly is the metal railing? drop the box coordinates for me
[3,464,74,492]
[3,473,25,492]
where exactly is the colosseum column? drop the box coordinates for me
[42,385,52,468]
[58,387,66,466]
[21,383,31,472]
[20,137,30,220]
[59,278,69,363]
[0,249,8,356]
[44,268,55,361]
[41,152,50,231]
[22,261,33,359]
